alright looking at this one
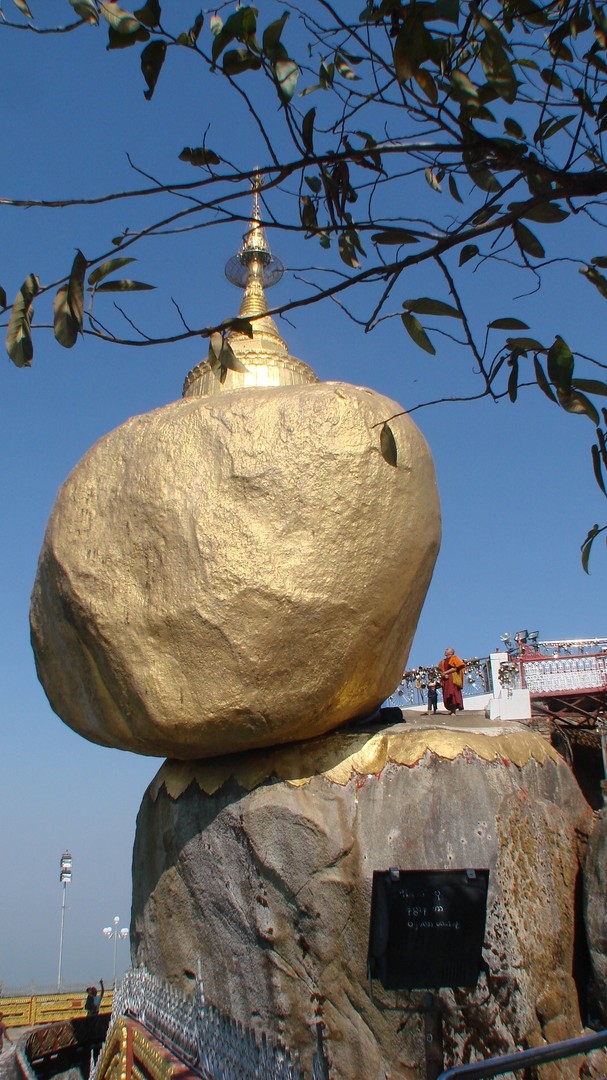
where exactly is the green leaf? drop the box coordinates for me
[107,23,150,48]
[100,2,143,33]
[414,69,438,103]
[212,7,258,64]
[304,175,322,194]
[10,0,32,15]
[134,0,161,27]
[208,337,249,376]
[592,444,607,495]
[505,335,544,351]
[302,108,315,155]
[534,356,557,403]
[547,335,574,393]
[459,244,479,266]
[425,168,442,192]
[480,34,518,103]
[401,312,436,354]
[572,378,607,396]
[581,523,604,574]
[6,274,39,368]
[335,52,360,80]
[472,204,501,227]
[450,71,479,104]
[69,0,99,24]
[393,14,431,82]
[180,11,204,45]
[67,250,87,332]
[534,113,576,143]
[580,265,607,300]
[513,221,545,259]
[223,317,253,337]
[53,286,79,350]
[262,12,289,55]
[141,39,167,99]
[508,200,569,223]
[380,423,398,467]
[88,257,137,286]
[558,389,600,425]
[448,174,462,203]
[0,286,6,309]
[488,317,530,330]
[300,196,318,232]
[539,67,563,90]
[508,356,519,401]
[371,229,419,245]
[354,130,383,171]
[95,280,156,291]
[274,58,299,101]
[223,49,262,76]
[431,0,459,24]
[338,230,362,269]
[591,256,607,268]
[178,146,221,167]
[504,116,525,140]
[403,297,462,318]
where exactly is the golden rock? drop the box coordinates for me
[30,379,440,759]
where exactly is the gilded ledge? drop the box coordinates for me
[150,723,560,801]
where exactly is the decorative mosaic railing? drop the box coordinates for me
[387,657,492,709]
[103,967,329,1080]
[518,655,607,696]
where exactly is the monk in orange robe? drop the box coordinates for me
[438,647,465,714]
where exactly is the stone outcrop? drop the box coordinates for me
[30,381,440,759]
[130,718,599,1079]
[584,808,607,1024]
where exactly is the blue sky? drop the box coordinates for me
[0,2,605,990]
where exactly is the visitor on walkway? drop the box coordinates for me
[426,676,439,714]
[438,647,465,714]
[0,1013,13,1054]
[85,981,104,1017]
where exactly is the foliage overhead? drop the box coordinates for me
[3,0,607,562]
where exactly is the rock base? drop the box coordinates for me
[131,718,604,1079]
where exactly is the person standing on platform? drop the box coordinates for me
[85,980,104,1017]
[0,1014,13,1054]
[426,676,439,714]
[438,647,465,714]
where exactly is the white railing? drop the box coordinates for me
[520,654,607,695]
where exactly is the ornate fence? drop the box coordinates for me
[387,657,492,709]
[102,967,330,1080]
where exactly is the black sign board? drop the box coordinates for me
[367,868,489,990]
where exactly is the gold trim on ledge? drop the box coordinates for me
[150,723,559,801]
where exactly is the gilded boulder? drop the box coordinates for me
[30,381,440,758]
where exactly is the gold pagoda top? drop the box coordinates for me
[182,178,318,398]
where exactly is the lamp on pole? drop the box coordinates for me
[57,851,72,991]
[102,916,128,986]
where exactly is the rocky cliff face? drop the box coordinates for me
[131,720,601,1079]
[584,809,607,1026]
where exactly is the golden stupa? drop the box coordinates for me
[183,180,318,398]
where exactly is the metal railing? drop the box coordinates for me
[437,1027,607,1078]
[387,658,492,709]
[104,967,330,1080]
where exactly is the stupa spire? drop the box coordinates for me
[225,173,284,332]
[182,173,318,399]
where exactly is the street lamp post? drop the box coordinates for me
[102,915,128,986]
[57,851,72,992]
